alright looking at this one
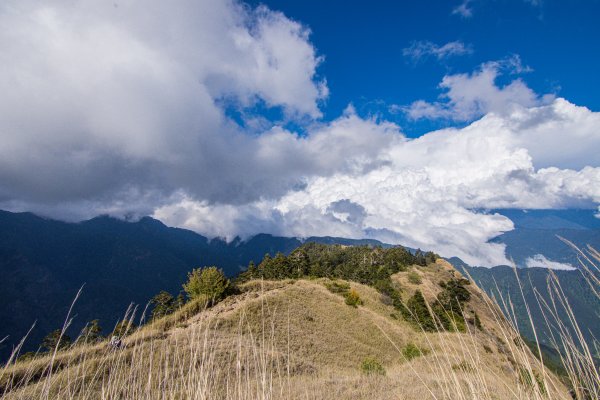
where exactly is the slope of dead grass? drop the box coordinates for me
[1,260,572,399]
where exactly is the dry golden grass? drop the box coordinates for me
[1,258,592,399]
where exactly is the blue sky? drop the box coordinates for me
[1,0,600,266]
[249,0,600,135]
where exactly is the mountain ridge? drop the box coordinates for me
[1,259,571,399]
[0,210,387,360]
[1,209,598,364]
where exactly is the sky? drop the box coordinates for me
[1,0,600,266]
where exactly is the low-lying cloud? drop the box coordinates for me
[525,254,576,271]
[1,0,599,267]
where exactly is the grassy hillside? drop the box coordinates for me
[1,255,575,399]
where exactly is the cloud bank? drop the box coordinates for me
[155,99,600,266]
[1,0,599,267]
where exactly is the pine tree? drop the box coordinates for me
[406,290,436,332]
[437,279,471,315]
[257,254,272,278]
[42,329,71,352]
[175,292,186,309]
[414,249,426,266]
[289,248,309,277]
[247,261,257,278]
[269,252,289,279]
[151,291,176,320]
[77,319,103,344]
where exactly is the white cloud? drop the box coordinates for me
[452,1,542,20]
[155,98,600,267]
[403,40,472,63]
[452,0,474,18]
[405,56,545,121]
[525,254,575,271]
[505,99,600,169]
[1,1,599,268]
[0,0,327,214]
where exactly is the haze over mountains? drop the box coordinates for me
[1,208,598,362]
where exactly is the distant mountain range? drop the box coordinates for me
[1,208,598,361]
[449,209,600,349]
[491,209,600,269]
[451,262,599,349]
[0,210,384,360]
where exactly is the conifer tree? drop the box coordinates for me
[175,292,186,309]
[151,291,176,320]
[77,319,103,344]
[42,329,71,352]
[406,290,436,331]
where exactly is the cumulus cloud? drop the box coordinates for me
[403,40,472,63]
[155,99,600,267]
[405,56,545,121]
[0,0,327,215]
[1,1,599,267]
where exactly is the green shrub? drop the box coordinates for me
[513,336,525,348]
[175,292,187,309]
[324,280,350,294]
[406,290,436,331]
[447,312,467,332]
[41,329,71,352]
[361,357,386,375]
[374,279,405,310]
[437,278,471,315]
[401,343,428,361]
[344,288,363,307]
[183,266,230,304]
[407,271,422,284]
[429,278,472,332]
[534,371,546,394]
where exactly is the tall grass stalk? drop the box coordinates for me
[1,295,295,399]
